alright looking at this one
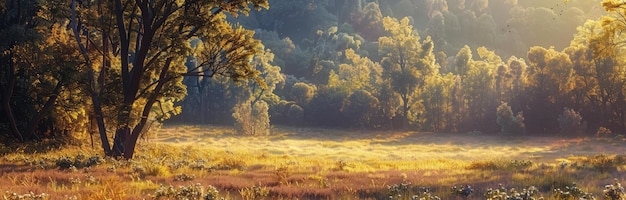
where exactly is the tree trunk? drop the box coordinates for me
[112,127,129,157]
[1,63,24,142]
[401,94,409,130]
[24,80,63,139]
[2,93,22,142]
[115,59,173,159]
[71,0,112,155]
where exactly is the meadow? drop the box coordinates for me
[1,126,626,199]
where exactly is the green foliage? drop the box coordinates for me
[420,73,456,132]
[57,0,270,158]
[0,1,89,142]
[290,82,317,105]
[341,90,380,129]
[55,155,102,170]
[379,16,437,129]
[558,108,586,135]
[306,87,348,127]
[496,102,526,135]
[7,0,626,143]
[286,103,305,126]
[232,45,284,136]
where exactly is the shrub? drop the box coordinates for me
[56,157,73,169]
[485,185,542,200]
[286,104,304,126]
[290,82,317,105]
[239,185,269,200]
[467,160,533,171]
[596,127,612,138]
[387,182,411,199]
[413,188,441,200]
[175,173,196,181]
[214,157,247,171]
[603,179,625,200]
[232,100,271,136]
[0,143,10,156]
[558,108,586,135]
[451,185,473,198]
[496,102,525,135]
[154,183,217,200]
[552,183,595,200]
[204,185,221,200]
[133,161,171,177]
[340,90,380,129]
[588,154,622,173]
[3,191,49,200]
[55,155,102,170]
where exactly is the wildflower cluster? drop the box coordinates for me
[451,185,474,198]
[154,183,223,200]
[603,179,625,200]
[486,185,543,200]
[387,182,411,199]
[552,183,595,200]
[3,191,48,200]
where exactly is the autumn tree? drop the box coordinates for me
[379,16,438,129]
[66,0,268,159]
[566,4,626,133]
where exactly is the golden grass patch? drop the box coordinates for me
[2,126,626,199]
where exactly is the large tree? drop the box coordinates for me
[379,16,437,129]
[233,45,284,136]
[66,0,268,159]
[0,0,88,142]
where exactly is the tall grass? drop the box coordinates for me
[1,126,626,199]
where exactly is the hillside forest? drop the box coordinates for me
[2,0,626,158]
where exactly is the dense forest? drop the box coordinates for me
[172,0,625,135]
[2,0,626,158]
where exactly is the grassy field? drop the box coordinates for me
[2,125,626,199]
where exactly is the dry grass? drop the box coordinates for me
[2,125,626,199]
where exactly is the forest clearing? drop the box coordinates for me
[1,126,626,199]
[4,0,626,199]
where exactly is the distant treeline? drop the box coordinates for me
[172,0,626,135]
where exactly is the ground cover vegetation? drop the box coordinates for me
[2,126,626,199]
[3,0,626,199]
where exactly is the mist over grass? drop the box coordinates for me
[2,126,626,199]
